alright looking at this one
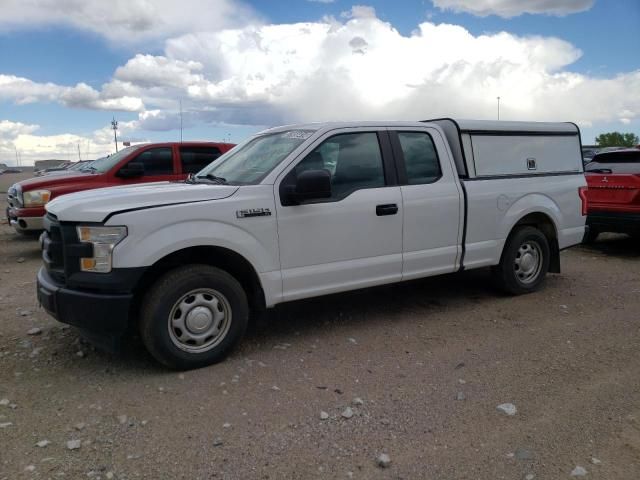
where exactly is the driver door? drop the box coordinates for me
[275,129,403,302]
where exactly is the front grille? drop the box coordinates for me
[6,186,20,208]
[42,214,66,283]
[41,214,94,286]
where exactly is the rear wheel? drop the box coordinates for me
[492,226,550,295]
[140,265,249,370]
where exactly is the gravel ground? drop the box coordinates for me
[0,220,639,480]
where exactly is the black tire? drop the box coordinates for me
[139,265,249,370]
[492,226,550,295]
[582,227,599,244]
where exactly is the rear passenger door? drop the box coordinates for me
[275,129,403,302]
[390,128,463,279]
[179,146,222,177]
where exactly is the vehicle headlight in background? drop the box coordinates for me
[23,189,51,207]
[76,226,127,273]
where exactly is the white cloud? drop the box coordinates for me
[115,15,636,129]
[1,6,638,164]
[0,0,260,45]
[341,5,378,19]
[0,119,145,166]
[0,120,39,138]
[0,75,144,111]
[432,0,594,18]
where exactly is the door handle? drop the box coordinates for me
[376,204,398,216]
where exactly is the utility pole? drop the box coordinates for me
[497,96,501,121]
[14,146,19,167]
[77,143,82,161]
[111,117,119,152]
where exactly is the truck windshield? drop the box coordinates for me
[87,145,144,173]
[197,130,316,184]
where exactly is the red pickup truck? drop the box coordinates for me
[6,142,234,234]
[584,148,640,242]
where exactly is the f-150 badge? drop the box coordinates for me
[236,208,272,218]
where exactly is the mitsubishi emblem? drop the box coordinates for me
[602,177,609,183]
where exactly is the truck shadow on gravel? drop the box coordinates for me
[243,268,502,345]
[578,234,640,258]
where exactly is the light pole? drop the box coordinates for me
[497,96,501,121]
[111,117,119,152]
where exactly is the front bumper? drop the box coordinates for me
[37,267,133,338]
[587,210,640,235]
[6,206,46,232]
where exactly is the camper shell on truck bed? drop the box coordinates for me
[427,119,584,178]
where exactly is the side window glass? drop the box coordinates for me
[180,146,222,174]
[132,147,173,175]
[398,132,441,184]
[294,132,385,200]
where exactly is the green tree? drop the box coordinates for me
[595,132,639,147]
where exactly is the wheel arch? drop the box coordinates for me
[131,245,266,322]
[506,211,561,273]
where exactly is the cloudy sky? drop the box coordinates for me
[1,0,639,165]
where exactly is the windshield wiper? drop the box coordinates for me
[196,173,228,185]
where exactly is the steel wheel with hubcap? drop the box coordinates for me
[168,288,232,353]
[514,241,543,285]
[140,265,249,370]
[493,226,550,295]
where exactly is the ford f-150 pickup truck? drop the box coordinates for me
[583,148,640,241]
[6,141,234,234]
[36,120,587,369]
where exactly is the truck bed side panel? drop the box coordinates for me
[462,174,586,269]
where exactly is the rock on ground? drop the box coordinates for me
[377,453,391,468]
[571,465,588,477]
[66,439,82,450]
[496,403,517,416]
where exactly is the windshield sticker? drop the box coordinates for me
[282,130,315,140]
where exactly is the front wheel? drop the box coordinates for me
[139,265,249,370]
[492,226,550,295]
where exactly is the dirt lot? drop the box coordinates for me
[0,217,639,480]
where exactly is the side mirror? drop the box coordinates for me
[117,162,144,178]
[290,169,332,203]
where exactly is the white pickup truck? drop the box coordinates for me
[37,119,587,369]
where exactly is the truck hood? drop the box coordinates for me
[16,172,95,191]
[46,182,239,223]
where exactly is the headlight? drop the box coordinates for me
[76,226,127,273]
[23,189,51,207]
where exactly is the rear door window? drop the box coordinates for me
[180,146,222,174]
[397,132,441,184]
[132,147,174,175]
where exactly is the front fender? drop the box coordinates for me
[111,218,279,274]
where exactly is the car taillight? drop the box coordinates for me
[578,186,588,216]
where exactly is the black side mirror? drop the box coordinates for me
[117,162,144,178]
[289,169,332,203]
